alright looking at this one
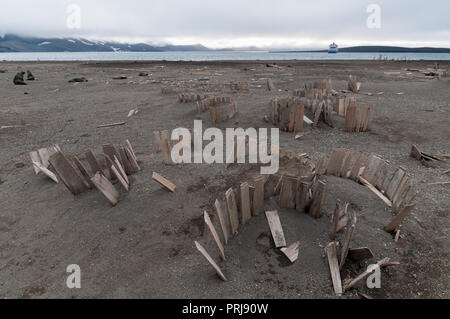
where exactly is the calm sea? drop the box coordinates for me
[1,51,450,61]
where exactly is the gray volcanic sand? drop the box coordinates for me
[0,60,449,298]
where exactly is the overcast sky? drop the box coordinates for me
[1,0,449,49]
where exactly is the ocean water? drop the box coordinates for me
[1,51,450,61]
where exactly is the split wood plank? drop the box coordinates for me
[384,203,416,232]
[309,179,326,219]
[91,171,120,206]
[252,176,265,216]
[340,150,354,178]
[225,188,239,235]
[72,156,94,188]
[112,165,129,191]
[125,139,138,162]
[194,241,227,281]
[240,183,252,224]
[153,131,162,152]
[97,122,126,128]
[294,105,304,132]
[325,242,343,296]
[348,247,374,262]
[160,130,173,165]
[265,210,286,248]
[48,151,88,195]
[344,258,395,291]
[295,181,310,213]
[38,147,54,169]
[267,78,276,92]
[326,149,347,176]
[303,115,313,125]
[281,241,300,263]
[340,212,357,270]
[204,211,225,261]
[361,155,384,185]
[329,200,346,240]
[85,150,103,175]
[30,151,41,174]
[125,147,141,172]
[386,168,407,200]
[359,176,393,207]
[279,176,297,209]
[349,151,365,181]
[32,161,59,183]
[152,172,176,192]
[113,155,129,184]
[215,199,229,245]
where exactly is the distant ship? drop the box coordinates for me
[328,42,338,54]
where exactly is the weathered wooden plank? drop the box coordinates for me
[85,150,103,175]
[32,161,59,183]
[214,199,229,245]
[152,172,176,192]
[153,131,162,153]
[240,182,252,224]
[252,176,265,216]
[204,211,225,261]
[340,212,357,270]
[348,247,374,262]
[265,210,286,248]
[294,105,304,132]
[386,168,407,200]
[91,171,120,206]
[359,176,393,207]
[72,156,94,188]
[295,181,311,213]
[113,155,129,184]
[279,176,297,209]
[49,151,88,195]
[267,78,276,92]
[194,241,227,281]
[112,165,129,191]
[325,242,343,296]
[349,151,365,181]
[361,155,384,185]
[309,179,326,219]
[326,149,347,176]
[329,200,346,240]
[340,150,354,178]
[160,130,173,165]
[281,241,300,263]
[30,151,42,174]
[384,203,416,232]
[225,188,239,235]
[102,144,122,167]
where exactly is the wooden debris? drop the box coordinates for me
[152,172,176,192]
[344,257,397,291]
[91,171,120,206]
[267,78,276,92]
[309,179,326,219]
[240,182,252,224]
[49,151,89,195]
[326,149,347,176]
[204,211,225,261]
[72,156,93,188]
[265,210,286,248]
[152,131,162,152]
[340,212,357,270]
[194,241,227,281]
[295,181,311,213]
[30,151,42,174]
[111,165,129,191]
[113,155,129,184]
[97,122,126,128]
[329,200,347,240]
[348,75,361,93]
[427,181,450,185]
[359,176,393,207]
[214,199,229,245]
[160,130,173,165]
[32,161,59,183]
[384,203,416,232]
[348,247,374,262]
[386,168,407,200]
[281,241,300,263]
[325,242,343,296]
[85,150,103,175]
[225,188,239,235]
[279,176,297,209]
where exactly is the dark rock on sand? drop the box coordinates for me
[68,77,88,83]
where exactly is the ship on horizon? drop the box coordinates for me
[328,42,338,53]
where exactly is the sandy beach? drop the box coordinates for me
[0,59,449,299]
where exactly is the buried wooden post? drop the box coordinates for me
[85,150,103,175]
[329,200,346,240]
[90,171,120,206]
[265,210,286,248]
[295,181,311,213]
[309,179,326,219]
[204,211,226,261]
[384,203,416,233]
[214,199,229,245]
[252,176,265,216]
[325,242,343,296]
[225,188,239,235]
[279,176,297,209]
[240,183,252,224]
[340,212,357,270]
[194,241,227,281]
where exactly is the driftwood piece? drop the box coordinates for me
[384,203,416,232]
[32,161,59,183]
[325,242,343,296]
[326,149,347,176]
[111,165,129,191]
[214,199,229,245]
[267,78,276,92]
[252,176,265,216]
[49,151,88,195]
[279,176,297,209]
[97,122,126,128]
[359,176,393,207]
[240,182,252,224]
[309,179,326,219]
[30,151,42,174]
[265,210,286,248]
[91,171,120,206]
[72,156,94,188]
[281,241,300,263]
[225,188,239,235]
[153,131,162,152]
[204,211,225,261]
[194,241,227,281]
[152,172,176,192]
[85,150,103,175]
[329,200,347,240]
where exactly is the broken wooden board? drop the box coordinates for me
[152,172,176,192]
[113,155,129,184]
[214,199,229,245]
[240,183,252,224]
[111,165,129,191]
[30,151,42,174]
[252,176,265,216]
[124,147,140,173]
[359,176,393,208]
[97,122,126,128]
[72,156,94,188]
[360,155,384,185]
[32,161,59,183]
[160,130,173,165]
[348,247,374,262]
[325,242,343,296]
[309,179,326,219]
[225,188,239,235]
[267,78,276,92]
[49,151,89,195]
[295,181,311,213]
[326,149,347,176]
[279,176,297,209]
[194,241,227,281]
[153,131,162,153]
[204,211,225,261]
[125,139,138,162]
[384,203,416,232]
[265,210,287,248]
[91,171,120,206]
[340,212,357,270]
[329,200,347,240]
[386,168,407,200]
[85,150,103,175]
[281,241,300,263]
[349,151,365,181]
[344,257,396,291]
